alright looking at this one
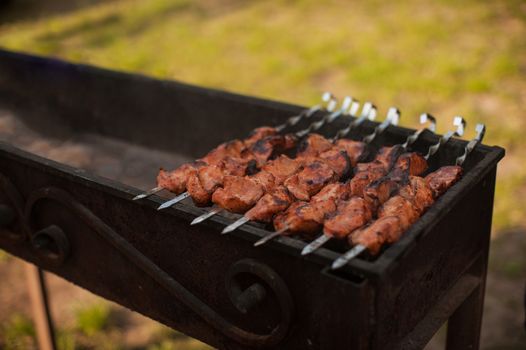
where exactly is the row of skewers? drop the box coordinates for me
[133,93,486,269]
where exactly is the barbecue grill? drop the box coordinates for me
[0,49,504,349]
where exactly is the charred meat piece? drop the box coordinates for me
[261,155,303,184]
[377,196,420,229]
[425,165,463,198]
[350,166,462,255]
[276,183,352,234]
[363,152,428,207]
[374,145,405,170]
[247,134,298,167]
[272,201,327,235]
[244,127,278,147]
[284,161,337,201]
[324,197,374,239]
[212,175,266,213]
[201,139,247,165]
[296,134,334,158]
[397,176,434,214]
[156,161,206,194]
[351,216,402,255]
[245,186,294,222]
[187,157,257,206]
[318,149,352,179]
[334,139,367,166]
[349,161,388,197]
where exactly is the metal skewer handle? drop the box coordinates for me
[275,92,338,132]
[456,124,485,166]
[425,116,466,160]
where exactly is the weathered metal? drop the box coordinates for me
[0,49,505,349]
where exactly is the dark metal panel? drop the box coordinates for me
[0,142,371,349]
[373,168,497,349]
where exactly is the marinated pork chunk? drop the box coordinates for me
[425,165,463,198]
[284,161,338,201]
[350,166,463,255]
[273,183,351,233]
[324,197,374,239]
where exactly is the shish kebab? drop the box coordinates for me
[185,98,369,211]
[216,107,402,234]
[298,116,466,255]
[190,101,380,225]
[253,114,443,247]
[132,92,338,201]
[331,124,485,269]
[157,95,362,210]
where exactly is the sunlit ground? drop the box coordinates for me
[0,0,524,349]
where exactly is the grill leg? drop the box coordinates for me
[24,263,57,350]
[445,276,485,349]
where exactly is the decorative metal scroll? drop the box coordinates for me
[1,184,294,348]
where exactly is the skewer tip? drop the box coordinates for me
[157,192,190,210]
[221,216,250,234]
[301,235,331,256]
[331,245,367,270]
[191,207,222,225]
[253,228,287,247]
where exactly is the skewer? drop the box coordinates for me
[220,102,378,234]
[157,192,190,210]
[331,245,368,269]
[190,207,224,225]
[331,123,486,269]
[275,92,338,132]
[134,92,337,201]
[253,227,288,246]
[132,186,163,201]
[300,114,439,256]
[253,107,401,245]
[424,116,465,160]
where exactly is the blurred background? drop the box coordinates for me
[0,0,524,349]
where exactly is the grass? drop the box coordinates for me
[74,302,110,336]
[0,0,524,231]
[1,314,36,350]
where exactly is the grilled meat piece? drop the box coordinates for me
[212,175,267,213]
[261,155,303,184]
[273,183,351,233]
[156,161,206,194]
[374,145,405,170]
[351,216,402,255]
[296,134,334,158]
[397,176,434,214]
[425,165,463,198]
[245,186,294,222]
[318,149,352,179]
[244,127,278,147]
[284,161,337,201]
[349,161,388,197]
[247,134,298,167]
[201,139,247,165]
[272,201,325,235]
[363,152,428,208]
[350,166,462,255]
[324,197,374,239]
[334,139,367,166]
[187,157,257,206]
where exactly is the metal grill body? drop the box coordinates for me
[0,50,504,349]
